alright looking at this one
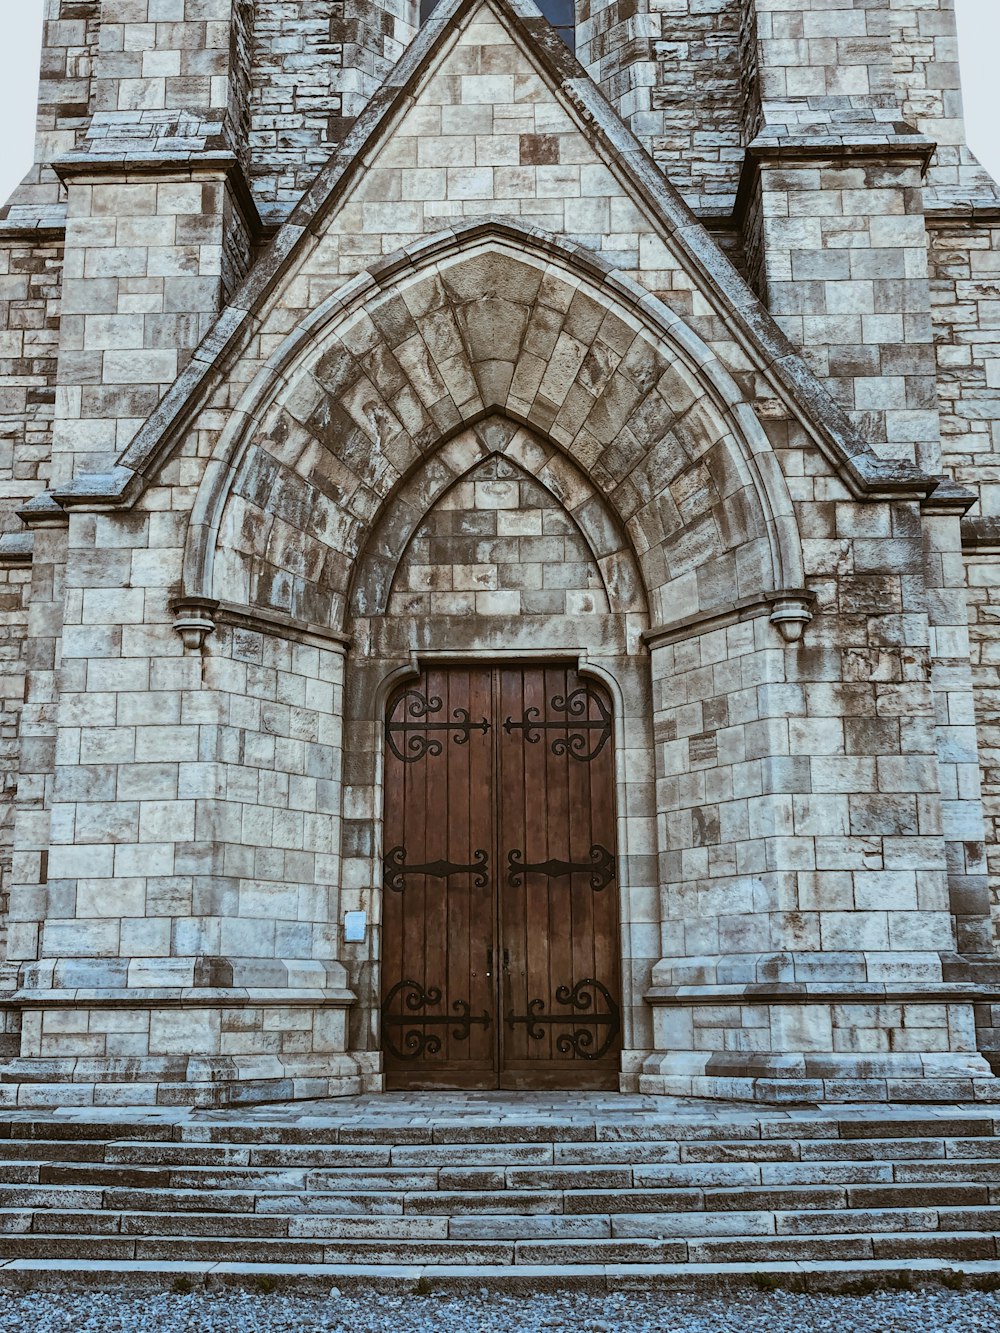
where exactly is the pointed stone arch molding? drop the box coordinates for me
[349,416,648,624]
[178,223,811,635]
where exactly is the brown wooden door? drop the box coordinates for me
[381,665,621,1091]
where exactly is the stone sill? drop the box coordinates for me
[2,988,357,1010]
[646,983,999,1005]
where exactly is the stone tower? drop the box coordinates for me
[0,0,999,1108]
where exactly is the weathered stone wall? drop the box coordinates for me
[0,559,31,969]
[579,0,745,214]
[3,507,364,1103]
[927,217,1000,930]
[6,527,66,973]
[930,220,1000,509]
[0,239,63,525]
[0,0,998,1106]
[649,0,743,215]
[966,548,1000,944]
[639,470,996,1098]
[51,171,246,483]
[85,0,252,160]
[747,155,939,468]
[250,0,418,223]
[8,510,344,989]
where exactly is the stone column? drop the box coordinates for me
[4,502,367,1107]
[641,578,996,1103]
[735,0,998,1046]
[737,0,940,471]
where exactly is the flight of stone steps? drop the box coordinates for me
[0,1097,999,1282]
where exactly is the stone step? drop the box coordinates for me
[7,1144,1000,1188]
[5,1256,1000,1295]
[0,1230,996,1267]
[2,1177,995,1220]
[3,1202,998,1241]
[5,1115,999,1149]
[0,1235,519,1265]
[1,1200,998,1247]
[7,1199,1000,1237]
[15,1135,994,1167]
[0,1142,110,1163]
[4,1103,1000,1272]
[27,1158,978,1194]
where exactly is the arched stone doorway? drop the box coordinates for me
[342,418,656,1086]
[174,224,829,1096]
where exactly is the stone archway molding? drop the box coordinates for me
[176,221,812,642]
[348,415,648,624]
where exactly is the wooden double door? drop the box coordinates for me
[380,664,622,1090]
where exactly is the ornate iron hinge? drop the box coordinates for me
[505,843,615,891]
[505,978,620,1060]
[381,980,491,1061]
[386,689,490,764]
[503,686,612,762]
[383,845,489,893]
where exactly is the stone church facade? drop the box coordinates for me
[1,0,1000,1108]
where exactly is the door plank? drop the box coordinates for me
[497,665,622,1090]
[381,667,496,1089]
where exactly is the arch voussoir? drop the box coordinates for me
[185,225,804,634]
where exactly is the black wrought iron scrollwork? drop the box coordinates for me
[383,845,489,892]
[385,689,490,764]
[506,844,615,891]
[503,686,612,762]
[381,980,491,1061]
[505,978,620,1061]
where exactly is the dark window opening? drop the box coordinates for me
[421,0,575,52]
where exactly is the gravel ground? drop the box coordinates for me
[1,1287,999,1332]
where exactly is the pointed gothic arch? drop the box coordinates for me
[348,415,647,624]
[182,220,806,637]
[337,418,659,1070]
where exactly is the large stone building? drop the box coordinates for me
[0,0,999,1110]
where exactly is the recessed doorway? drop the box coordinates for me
[380,664,622,1090]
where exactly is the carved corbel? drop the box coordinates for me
[768,593,814,643]
[171,596,219,652]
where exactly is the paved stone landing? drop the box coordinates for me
[1,1092,1000,1289]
